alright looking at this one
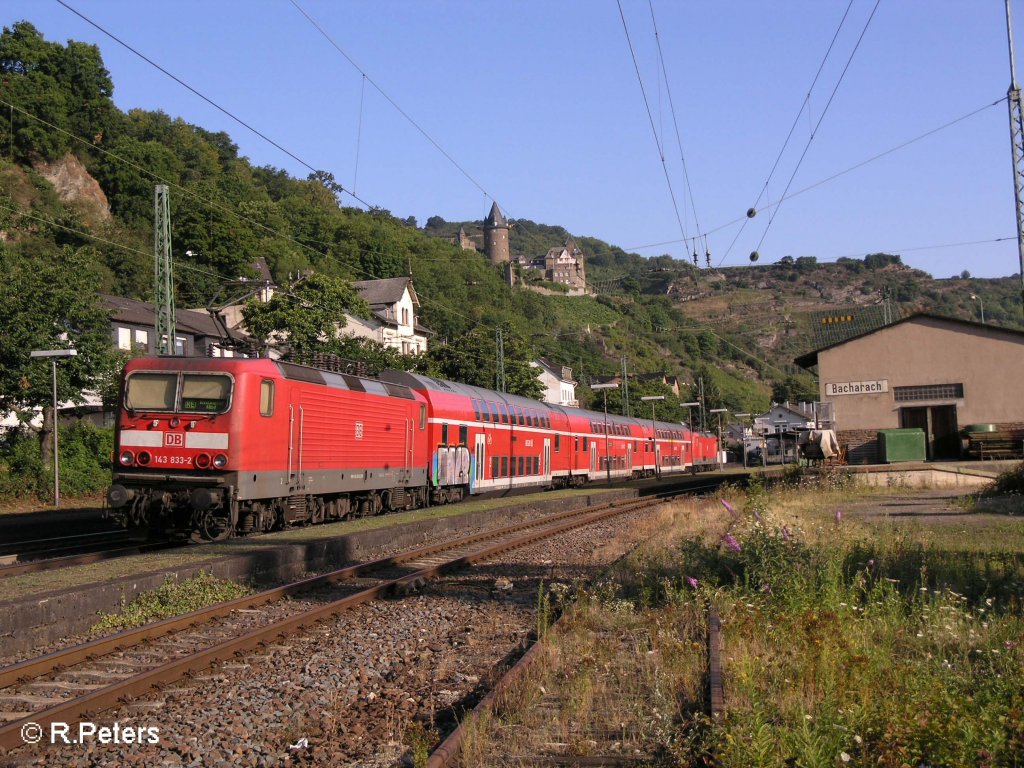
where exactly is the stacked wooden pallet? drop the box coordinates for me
[965,429,1024,460]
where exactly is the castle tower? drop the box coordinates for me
[483,202,509,265]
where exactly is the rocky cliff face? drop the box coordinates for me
[33,153,111,224]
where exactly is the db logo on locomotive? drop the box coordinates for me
[164,433,184,447]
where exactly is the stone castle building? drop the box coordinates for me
[483,202,509,265]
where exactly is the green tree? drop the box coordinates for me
[427,325,542,399]
[0,244,119,466]
[240,273,369,355]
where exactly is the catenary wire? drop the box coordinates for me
[288,0,504,213]
[720,0,857,263]
[648,0,704,250]
[743,0,883,265]
[623,96,1004,253]
[616,0,689,248]
[53,0,375,210]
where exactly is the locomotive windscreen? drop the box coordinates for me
[124,371,232,413]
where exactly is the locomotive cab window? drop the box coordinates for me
[180,374,231,413]
[259,379,274,417]
[124,372,177,411]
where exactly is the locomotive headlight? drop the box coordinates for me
[119,450,135,466]
[213,453,228,469]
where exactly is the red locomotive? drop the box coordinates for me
[106,357,719,539]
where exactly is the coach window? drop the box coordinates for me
[472,400,481,421]
[501,457,508,477]
[583,436,589,451]
[498,403,509,424]
[441,424,449,445]
[518,456,525,476]
[259,379,274,417]
[492,456,499,478]
[488,402,500,423]
[555,435,561,452]
[420,404,427,430]
[459,425,468,445]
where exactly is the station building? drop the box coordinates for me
[794,313,1024,463]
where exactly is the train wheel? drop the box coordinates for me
[193,510,233,542]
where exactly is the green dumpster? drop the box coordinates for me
[877,429,926,463]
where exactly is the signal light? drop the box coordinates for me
[195,453,212,469]
[119,450,135,466]
[137,451,151,466]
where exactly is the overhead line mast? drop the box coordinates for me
[154,184,176,355]
[1006,0,1024,319]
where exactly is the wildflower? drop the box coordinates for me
[760,583,772,593]
[867,559,875,566]
[781,526,791,542]
[1004,640,1018,650]
[720,498,738,517]
[722,533,742,553]
[985,597,994,607]
[840,753,851,764]
[835,509,843,523]
[685,576,699,589]
[854,735,863,745]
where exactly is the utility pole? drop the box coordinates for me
[1006,0,1024,320]
[154,185,176,354]
[495,329,506,393]
[620,355,630,417]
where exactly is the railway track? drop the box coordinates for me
[0,492,677,754]
[0,531,180,579]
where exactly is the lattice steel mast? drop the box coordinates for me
[154,185,176,354]
[1006,0,1024,319]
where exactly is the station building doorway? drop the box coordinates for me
[899,405,959,460]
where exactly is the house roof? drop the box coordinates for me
[484,202,507,228]
[102,295,246,342]
[351,277,419,308]
[793,312,1024,370]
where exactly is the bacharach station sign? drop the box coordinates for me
[825,380,889,397]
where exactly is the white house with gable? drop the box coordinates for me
[346,277,431,355]
[530,358,578,407]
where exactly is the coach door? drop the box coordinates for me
[475,433,486,487]
[288,397,305,492]
[543,439,551,482]
[627,443,633,476]
[654,443,662,476]
[590,441,598,474]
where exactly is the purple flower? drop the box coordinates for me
[760,583,772,593]
[835,509,843,523]
[685,576,699,589]
[868,559,875,567]
[781,526,791,542]
[721,499,738,517]
[722,533,742,553]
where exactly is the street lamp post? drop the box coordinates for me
[592,383,618,485]
[709,409,727,471]
[970,294,986,324]
[734,413,750,468]
[640,395,665,477]
[681,401,700,475]
[30,348,78,508]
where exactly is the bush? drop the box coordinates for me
[0,421,113,500]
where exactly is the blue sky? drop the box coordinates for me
[5,1,1023,278]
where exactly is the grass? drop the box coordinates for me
[89,571,250,633]
[464,475,1024,767]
